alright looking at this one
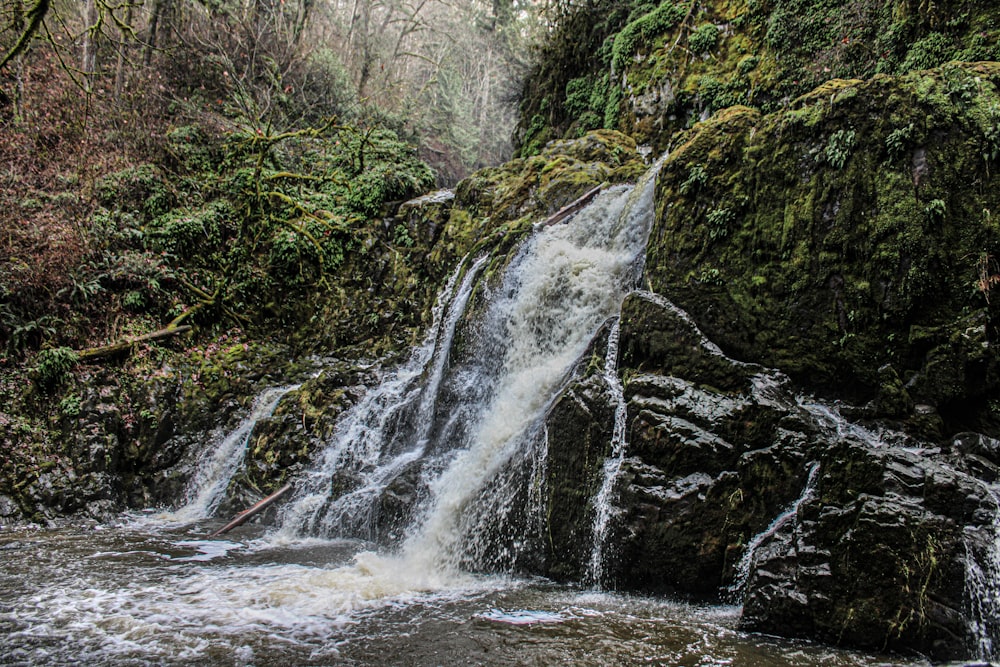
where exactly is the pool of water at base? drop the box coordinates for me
[0,516,929,667]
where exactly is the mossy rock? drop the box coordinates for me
[516,0,1000,153]
[454,130,645,226]
[645,62,1000,436]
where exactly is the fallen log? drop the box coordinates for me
[76,325,192,362]
[538,184,604,228]
[209,483,293,537]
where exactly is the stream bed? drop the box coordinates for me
[0,517,926,667]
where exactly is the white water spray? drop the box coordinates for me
[964,480,1000,660]
[273,254,488,541]
[586,318,628,586]
[727,462,821,602]
[170,384,299,522]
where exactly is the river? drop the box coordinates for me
[0,517,922,666]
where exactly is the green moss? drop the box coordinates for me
[611,2,687,73]
[689,24,720,55]
[647,62,1000,416]
[516,0,1000,155]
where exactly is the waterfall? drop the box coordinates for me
[273,158,663,579]
[585,318,627,586]
[727,462,821,602]
[171,384,299,522]
[965,482,1000,659]
[273,254,487,541]
[400,160,663,573]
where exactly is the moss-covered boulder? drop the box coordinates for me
[646,62,1000,437]
[455,129,646,223]
[516,0,1000,153]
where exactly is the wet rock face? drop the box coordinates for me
[646,63,1000,436]
[739,441,979,658]
[544,290,1000,661]
[541,371,616,581]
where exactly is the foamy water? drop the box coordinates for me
[0,522,917,666]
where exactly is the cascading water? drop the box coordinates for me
[169,384,299,523]
[272,159,663,581]
[727,462,821,602]
[585,318,627,586]
[272,254,488,542]
[964,481,1000,660]
[799,400,886,448]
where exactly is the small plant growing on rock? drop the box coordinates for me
[32,347,79,390]
[58,394,82,418]
[923,198,946,221]
[824,129,856,170]
[679,164,708,194]
[706,207,735,239]
[689,24,720,55]
[885,123,915,161]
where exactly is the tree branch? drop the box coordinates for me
[0,0,50,71]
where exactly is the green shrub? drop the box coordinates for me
[147,201,228,254]
[689,24,720,55]
[611,1,686,73]
[166,125,220,173]
[565,77,595,117]
[576,111,604,135]
[737,55,759,76]
[604,84,624,130]
[32,347,79,390]
[95,165,175,221]
[901,33,954,72]
[697,76,744,114]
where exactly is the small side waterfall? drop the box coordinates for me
[585,318,627,586]
[727,462,821,602]
[799,400,886,448]
[965,482,1000,659]
[171,384,299,522]
[273,254,488,541]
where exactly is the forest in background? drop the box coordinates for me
[0,0,570,375]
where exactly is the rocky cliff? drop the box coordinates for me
[512,0,1000,660]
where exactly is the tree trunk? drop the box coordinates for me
[143,0,167,66]
[353,0,372,97]
[291,0,314,47]
[76,325,192,362]
[539,185,603,227]
[82,0,99,88]
[10,0,25,123]
[209,484,293,537]
[114,2,134,98]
